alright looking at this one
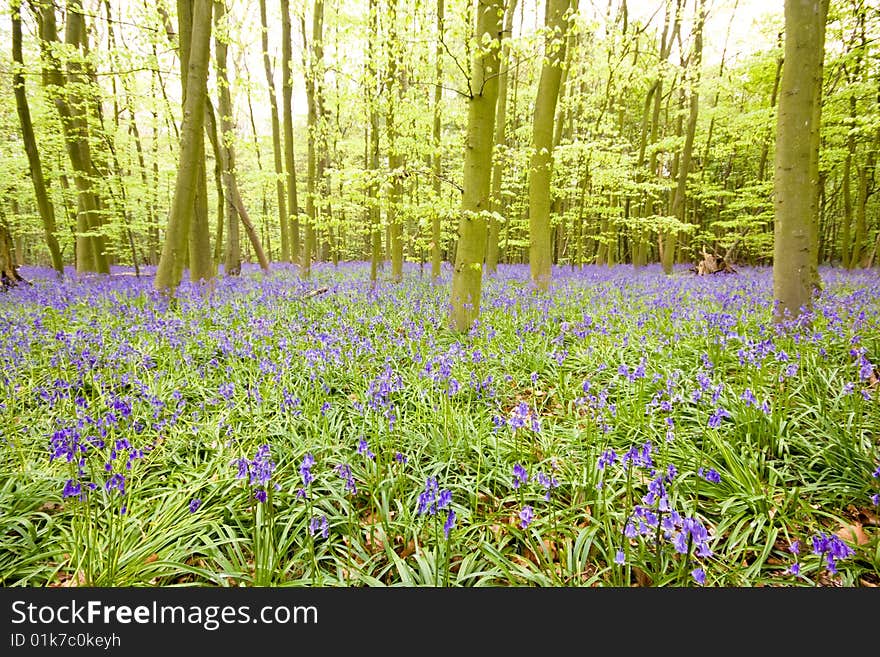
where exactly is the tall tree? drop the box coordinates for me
[430,0,446,280]
[449,0,504,332]
[11,0,64,277]
[281,0,300,264]
[486,0,518,274]
[302,0,326,279]
[773,0,829,322]
[38,1,109,274]
[214,0,270,274]
[662,0,704,274]
[528,0,572,291]
[154,0,214,292]
[259,0,289,263]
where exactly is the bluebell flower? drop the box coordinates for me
[519,505,534,529]
[309,515,329,539]
[443,509,456,539]
[357,438,375,460]
[614,549,625,565]
[417,477,451,516]
[691,567,706,586]
[512,463,528,489]
[335,463,357,495]
[189,498,202,513]
[597,449,616,470]
[698,467,721,484]
[811,532,854,574]
[299,453,315,486]
[62,479,82,499]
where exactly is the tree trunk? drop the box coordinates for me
[486,0,518,275]
[259,0,288,263]
[528,0,571,292]
[281,0,300,264]
[431,0,446,280]
[662,0,703,274]
[11,0,64,277]
[449,0,503,332]
[155,0,214,292]
[772,0,828,323]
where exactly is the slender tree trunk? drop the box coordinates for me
[486,0,518,275]
[367,0,382,286]
[663,0,703,274]
[155,0,214,292]
[259,0,288,263]
[449,0,503,332]
[386,0,404,282]
[214,1,240,275]
[431,0,446,280]
[281,0,300,264]
[528,0,571,292]
[302,0,325,279]
[11,0,64,276]
[38,1,109,274]
[773,0,829,323]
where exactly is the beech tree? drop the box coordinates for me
[772,0,830,322]
[154,0,214,292]
[528,0,571,291]
[449,0,504,332]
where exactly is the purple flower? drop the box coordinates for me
[104,473,126,495]
[357,438,375,460]
[62,479,82,499]
[189,498,202,513]
[394,452,407,465]
[417,477,451,516]
[614,549,625,565]
[533,471,559,500]
[443,509,456,539]
[811,532,855,574]
[597,449,617,470]
[512,463,528,489]
[254,489,268,504]
[691,567,706,586]
[698,467,721,484]
[309,515,329,539]
[707,407,730,429]
[519,505,534,529]
[299,453,315,486]
[335,463,357,495]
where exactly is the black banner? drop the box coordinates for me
[0,586,873,652]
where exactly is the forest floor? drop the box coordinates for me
[1,262,878,587]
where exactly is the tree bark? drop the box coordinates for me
[449,0,503,332]
[662,0,703,274]
[281,0,300,264]
[486,0,518,275]
[155,0,214,292]
[259,0,288,263]
[773,0,829,323]
[528,0,571,292]
[11,0,64,277]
